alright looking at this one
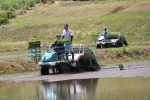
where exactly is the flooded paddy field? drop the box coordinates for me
[0,60,150,100]
[0,77,150,100]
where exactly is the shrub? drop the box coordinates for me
[11,2,21,10]
[26,0,36,7]
[1,2,10,10]
[35,0,41,3]
[0,12,9,25]
[6,11,16,19]
[1,2,21,11]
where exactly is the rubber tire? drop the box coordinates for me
[97,44,101,48]
[41,67,49,75]
[116,42,123,47]
[107,44,112,48]
[93,66,101,71]
[123,41,128,46]
[62,64,70,74]
[76,61,84,72]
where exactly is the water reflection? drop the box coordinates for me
[0,77,150,100]
[41,79,98,100]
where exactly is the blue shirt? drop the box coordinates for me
[102,30,110,36]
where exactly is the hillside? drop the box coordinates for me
[0,0,150,51]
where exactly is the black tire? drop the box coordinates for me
[96,44,101,48]
[76,61,84,72]
[115,42,120,47]
[123,41,128,46]
[41,67,49,75]
[62,64,70,74]
[93,66,101,71]
[107,44,112,48]
[116,42,123,47]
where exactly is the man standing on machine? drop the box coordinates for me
[62,24,74,61]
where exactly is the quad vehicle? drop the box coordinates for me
[38,43,101,75]
[96,33,128,48]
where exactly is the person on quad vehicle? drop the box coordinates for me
[101,28,110,36]
[50,34,64,74]
[50,34,64,56]
[51,34,64,49]
[62,24,74,61]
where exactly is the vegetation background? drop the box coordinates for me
[0,0,150,46]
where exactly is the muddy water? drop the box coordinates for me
[0,77,150,100]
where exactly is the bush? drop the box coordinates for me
[26,0,36,7]
[35,0,41,3]
[6,11,16,19]
[0,12,9,25]
[1,2,10,10]
[1,2,21,11]
[11,2,21,10]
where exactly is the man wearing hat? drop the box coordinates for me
[102,28,110,36]
[50,34,64,74]
[51,34,63,48]
[62,24,74,61]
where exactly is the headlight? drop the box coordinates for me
[42,56,44,60]
[45,54,52,60]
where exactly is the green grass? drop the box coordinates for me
[0,55,28,61]
[0,0,150,50]
[0,41,28,52]
[94,45,150,52]
[0,50,28,55]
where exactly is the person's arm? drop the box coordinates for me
[70,36,73,44]
[51,41,57,48]
[106,30,110,34]
[70,30,73,44]
[62,35,64,39]
[62,30,64,39]
[101,33,104,36]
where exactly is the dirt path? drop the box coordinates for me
[0,60,149,82]
[0,53,30,59]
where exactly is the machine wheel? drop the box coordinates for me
[76,61,84,72]
[62,64,70,74]
[123,41,128,46]
[41,67,49,75]
[96,44,101,48]
[116,42,123,47]
[107,44,112,48]
[93,65,101,71]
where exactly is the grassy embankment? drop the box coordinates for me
[94,45,150,65]
[0,0,150,49]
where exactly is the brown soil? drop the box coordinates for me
[121,1,150,12]
[0,60,149,82]
[0,58,40,75]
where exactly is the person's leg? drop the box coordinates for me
[65,43,69,60]
[71,52,74,61]
[69,44,74,61]
[52,67,55,74]
[66,52,69,60]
